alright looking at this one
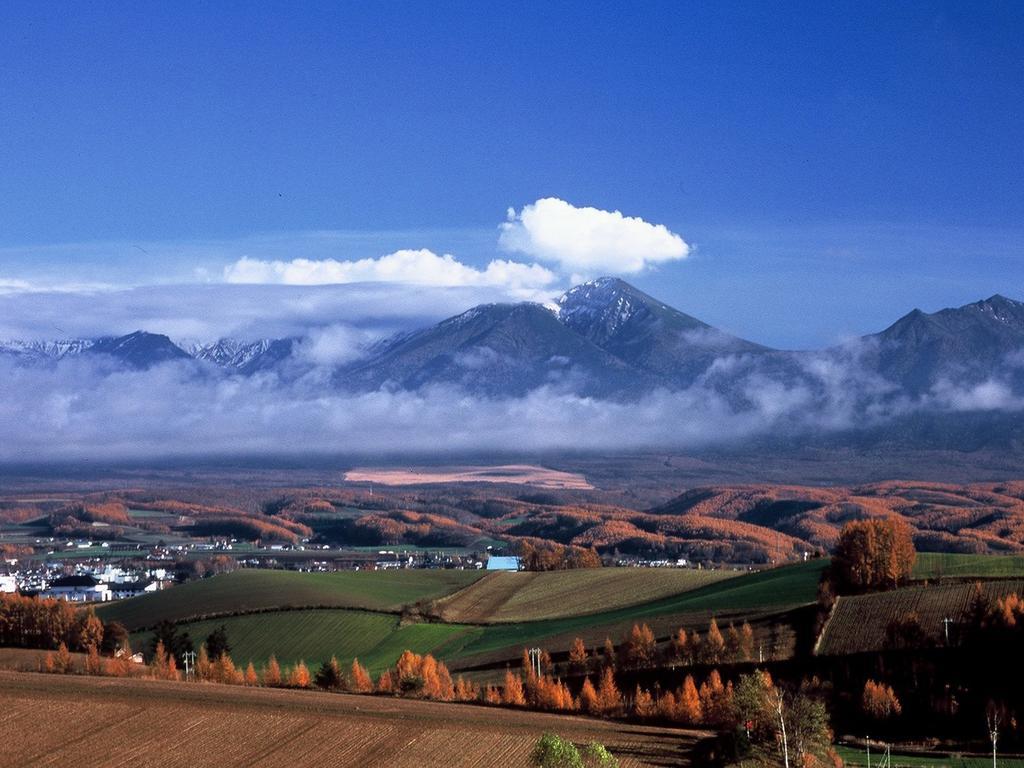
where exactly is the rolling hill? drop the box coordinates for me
[96,569,482,629]
[106,561,827,678]
[430,568,737,624]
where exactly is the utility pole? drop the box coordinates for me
[943,617,953,645]
[183,650,196,680]
[988,709,1000,768]
[866,736,870,768]
[527,647,542,678]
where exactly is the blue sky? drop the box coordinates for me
[1,1,1023,348]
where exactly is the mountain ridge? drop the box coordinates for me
[3,279,1023,403]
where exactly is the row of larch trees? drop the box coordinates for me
[566,618,756,676]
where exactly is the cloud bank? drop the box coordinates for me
[0,356,820,462]
[223,249,557,300]
[499,198,690,275]
[0,283,537,343]
[1,342,1018,464]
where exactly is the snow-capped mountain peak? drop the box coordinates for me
[556,277,649,336]
[0,338,95,359]
[187,338,275,368]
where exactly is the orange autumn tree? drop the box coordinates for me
[213,652,243,685]
[149,640,177,681]
[502,667,526,706]
[482,684,503,705]
[602,638,616,670]
[390,650,454,700]
[244,662,259,686]
[739,621,755,662]
[287,660,311,688]
[262,655,282,686]
[634,685,656,718]
[656,689,677,721]
[677,674,703,724]
[622,623,656,668]
[395,650,422,692]
[670,627,690,665]
[532,675,576,711]
[595,666,622,716]
[376,669,395,694]
[699,670,735,727]
[85,644,103,676]
[704,619,725,664]
[568,637,589,672]
[421,653,454,701]
[862,680,902,719]
[833,516,916,591]
[74,608,105,652]
[196,645,212,681]
[689,630,702,663]
[725,623,742,661]
[521,647,538,694]
[103,647,134,678]
[454,675,477,702]
[579,677,599,714]
[350,658,373,693]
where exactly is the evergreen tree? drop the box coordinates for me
[204,625,231,660]
[314,656,342,689]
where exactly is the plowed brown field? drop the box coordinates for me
[816,579,1024,656]
[344,465,593,489]
[433,568,736,624]
[0,672,705,767]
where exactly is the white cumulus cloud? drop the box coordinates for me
[498,197,690,275]
[222,249,557,299]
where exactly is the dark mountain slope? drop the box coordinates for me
[339,302,648,396]
[864,295,1024,393]
[557,277,769,386]
[86,331,192,369]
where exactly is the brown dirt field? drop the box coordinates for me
[0,647,89,672]
[0,648,152,678]
[0,671,706,767]
[433,569,737,624]
[344,464,593,489]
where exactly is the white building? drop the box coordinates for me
[41,575,112,602]
[0,575,16,593]
[109,580,159,600]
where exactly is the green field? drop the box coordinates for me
[914,552,1024,580]
[443,559,827,660]
[130,608,479,674]
[105,561,826,675]
[835,744,1024,767]
[434,567,738,623]
[98,569,482,629]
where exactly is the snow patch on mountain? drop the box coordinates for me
[0,338,95,359]
[187,338,275,368]
[556,277,647,336]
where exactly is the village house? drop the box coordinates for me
[108,580,159,600]
[40,575,112,602]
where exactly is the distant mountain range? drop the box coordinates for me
[4,277,1024,438]
[4,277,1024,388]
